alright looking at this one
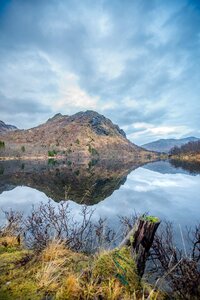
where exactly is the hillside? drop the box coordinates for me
[0,120,17,133]
[142,137,199,153]
[0,111,153,161]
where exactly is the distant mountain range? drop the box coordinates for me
[0,110,154,161]
[142,137,200,153]
[0,120,17,133]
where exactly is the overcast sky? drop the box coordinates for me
[0,0,200,144]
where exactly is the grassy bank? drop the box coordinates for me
[0,237,164,300]
[170,154,200,162]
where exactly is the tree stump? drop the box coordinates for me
[119,216,160,277]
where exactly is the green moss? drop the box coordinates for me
[0,280,41,300]
[0,249,44,300]
[0,246,19,255]
[141,215,160,223]
[0,249,30,270]
[129,235,134,245]
[92,247,140,292]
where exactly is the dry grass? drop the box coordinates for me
[37,239,77,290]
[36,260,65,290]
[0,238,166,300]
[101,279,123,300]
[0,236,19,248]
[41,239,67,262]
[56,275,82,300]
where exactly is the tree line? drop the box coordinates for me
[169,140,200,155]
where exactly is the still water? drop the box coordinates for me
[0,159,199,240]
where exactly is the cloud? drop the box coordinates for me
[38,52,98,111]
[0,0,200,143]
[126,123,191,145]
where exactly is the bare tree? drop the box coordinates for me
[150,221,200,299]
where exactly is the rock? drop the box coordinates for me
[89,116,110,136]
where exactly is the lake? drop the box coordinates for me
[0,159,199,246]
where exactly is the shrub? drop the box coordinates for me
[5,201,116,252]
[74,170,80,176]
[88,159,98,169]
[88,144,98,156]
[48,150,57,157]
[150,221,200,299]
[67,160,72,166]
[48,158,57,166]
[0,140,5,149]
[21,146,25,152]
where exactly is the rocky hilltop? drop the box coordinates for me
[0,120,17,133]
[0,110,153,160]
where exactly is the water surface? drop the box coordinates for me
[0,159,199,243]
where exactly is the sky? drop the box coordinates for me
[0,0,200,145]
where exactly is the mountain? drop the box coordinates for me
[0,120,17,133]
[142,137,199,153]
[0,110,153,161]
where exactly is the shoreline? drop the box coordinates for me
[169,154,200,163]
[0,154,159,162]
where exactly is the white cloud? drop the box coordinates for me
[40,52,99,110]
[0,49,99,127]
[127,123,191,144]
[94,49,126,79]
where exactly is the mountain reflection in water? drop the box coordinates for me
[0,159,145,204]
[0,159,199,236]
